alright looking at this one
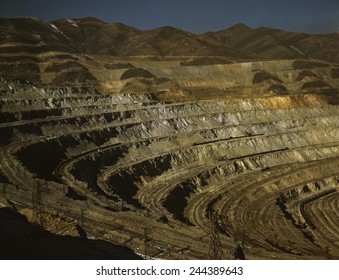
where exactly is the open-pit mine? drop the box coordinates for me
[0,17,339,259]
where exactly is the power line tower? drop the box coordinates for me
[143,225,152,258]
[32,181,46,228]
[79,191,88,228]
[142,208,153,258]
[233,242,245,260]
[208,210,224,260]
[325,246,332,260]
[233,228,246,260]
[76,191,88,239]
[2,184,6,200]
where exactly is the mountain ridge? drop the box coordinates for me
[0,17,338,62]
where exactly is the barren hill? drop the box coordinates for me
[1,17,338,61]
[202,23,339,62]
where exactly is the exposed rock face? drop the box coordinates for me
[0,61,41,85]
[1,77,339,259]
[0,17,339,260]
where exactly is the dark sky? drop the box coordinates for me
[0,0,338,34]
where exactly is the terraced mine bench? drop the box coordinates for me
[1,77,339,259]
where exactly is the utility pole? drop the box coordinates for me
[32,181,46,228]
[208,210,224,260]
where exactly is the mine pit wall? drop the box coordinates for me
[2,94,339,186]
[0,93,154,112]
[1,83,339,259]
[91,59,339,97]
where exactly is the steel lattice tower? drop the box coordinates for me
[208,211,224,260]
[2,184,6,200]
[32,182,46,228]
[80,192,88,227]
[143,225,152,258]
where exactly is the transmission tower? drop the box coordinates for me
[233,228,246,259]
[143,225,153,258]
[233,243,245,260]
[325,246,332,260]
[208,211,224,260]
[32,181,46,228]
[2,184,6,200]
[79,191,88,227]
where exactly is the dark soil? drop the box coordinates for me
[104,63,135,70]
[253,71,282,84]
[120,68,156,80]
[301,80,329,90]
[296,70,319,81]
[180,57,233,66]
[292,60,329,70]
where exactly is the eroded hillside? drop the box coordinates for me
[0,17,338,259]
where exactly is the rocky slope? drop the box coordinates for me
[0,17,338,259]
[1,17,338,61]
[1,78,338,259]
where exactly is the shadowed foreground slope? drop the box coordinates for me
[0,207,141,260]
